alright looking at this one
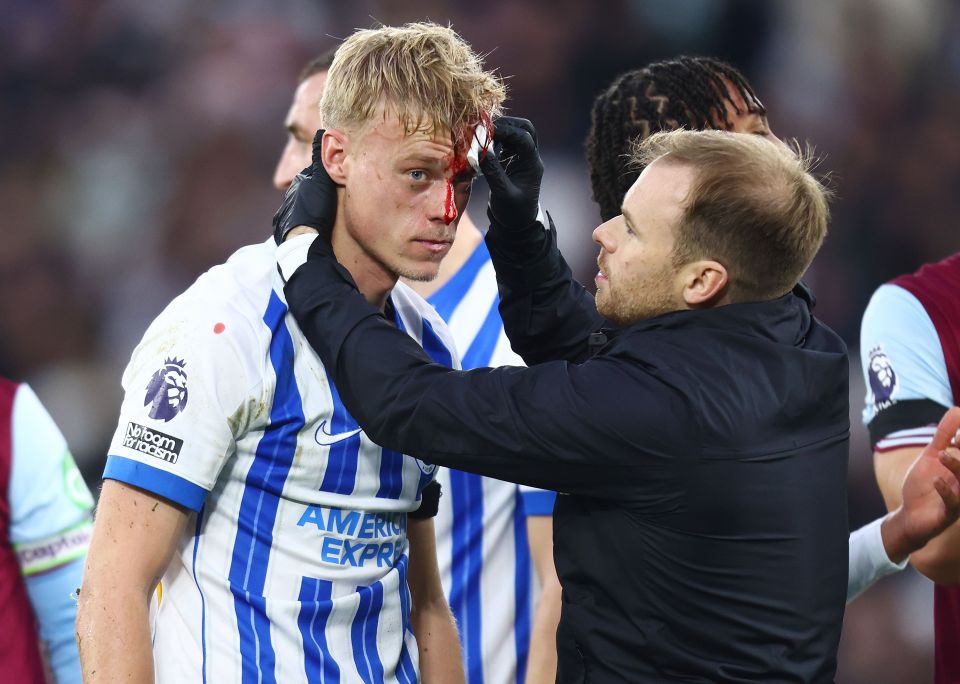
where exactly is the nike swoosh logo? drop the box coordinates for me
[314,420,362,446]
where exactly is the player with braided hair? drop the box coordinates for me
[584,56,960,608]
[586,56,767,222]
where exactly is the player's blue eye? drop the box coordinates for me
[409,170,427,182]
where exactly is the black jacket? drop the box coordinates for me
[283,227,850,683]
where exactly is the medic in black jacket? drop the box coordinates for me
[274,121,848,683]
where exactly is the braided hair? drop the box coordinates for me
[586,56,764,221]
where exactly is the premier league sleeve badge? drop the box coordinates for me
[867,345,898,410]
[144,357,189,422]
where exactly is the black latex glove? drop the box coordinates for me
[479,116,544,232]
[272,129,338,245]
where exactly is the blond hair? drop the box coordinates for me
[321,23,505,147]
[632,130,831,301]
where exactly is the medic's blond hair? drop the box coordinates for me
[633,129,831,302]
[320,22,505,146]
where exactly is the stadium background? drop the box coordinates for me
[2,1,958,681]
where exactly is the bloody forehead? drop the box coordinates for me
[447,154,471,178]
[446,111,494,174]
[451,111,493,152]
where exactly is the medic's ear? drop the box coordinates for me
[681,259,729,308]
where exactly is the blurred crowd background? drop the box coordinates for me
[2,1,958,681]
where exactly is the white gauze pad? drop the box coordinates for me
[467,122,492,174]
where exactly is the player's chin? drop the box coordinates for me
[396,259,442,283]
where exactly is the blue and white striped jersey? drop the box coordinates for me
[104,239,458,684]
[428,241,557,684]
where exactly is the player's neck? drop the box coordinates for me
[403,214,484,299]
[331,225,396,311]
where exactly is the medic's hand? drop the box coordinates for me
[273,129,337,245]
[883,407,960,562]
[480,116,544,232]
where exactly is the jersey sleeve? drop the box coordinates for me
[860,284,953,450]
[103,300,261,511]
[519,485,556,516]
[8,384,92,684]
[9,384,93,568]
[25,563,85,684]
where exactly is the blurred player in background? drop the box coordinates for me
[585,56,960,602]
[274,50,562,684]
[75,22,509,683]
[862,253,960,682]
[1,376,92,683]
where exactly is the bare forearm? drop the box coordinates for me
[524,576,561,684]
[76,586,154,683]
[412,602,464,684]
[406,517,464,682]
[76,481,187,682]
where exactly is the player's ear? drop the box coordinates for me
[322,129,349,185]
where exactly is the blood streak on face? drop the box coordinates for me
[443,152,471,225]
[442,116,491,225]
[444,180,456,224]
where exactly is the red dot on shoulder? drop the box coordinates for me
[213,322,226,334]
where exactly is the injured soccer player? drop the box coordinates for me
[76,22,506,684]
